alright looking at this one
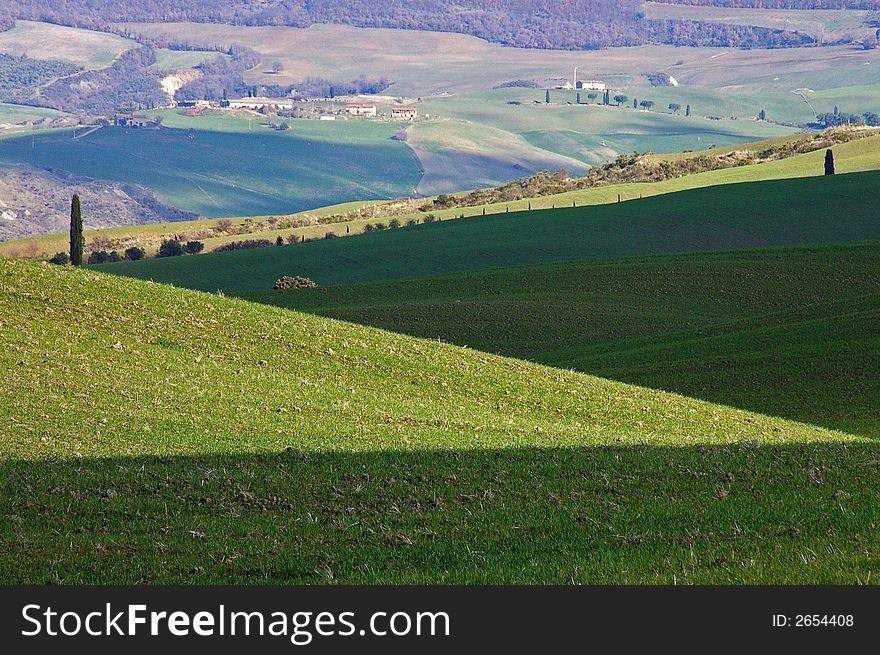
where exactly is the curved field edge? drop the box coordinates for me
[246,242,880,440]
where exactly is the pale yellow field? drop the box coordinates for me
[118,21,880,97]
[643,2,877,42]
[0,20,135,69]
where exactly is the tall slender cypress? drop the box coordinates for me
[69,194,84,266]
[824,149,835,175]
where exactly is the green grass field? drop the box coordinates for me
[99,170,880,292]
[0,114,423,217]
[2,256,878,584]
[247,242,880,440]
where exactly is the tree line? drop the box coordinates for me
[0,0,816,50]
[648,0,880,8]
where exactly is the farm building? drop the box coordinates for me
[114,114,155,128]
[391,108,418,120]
[228,98,294,111]
[577,80,606,91]
[345,104,377,117]
[176,100,212,109]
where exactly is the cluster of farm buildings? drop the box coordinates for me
[113,98,418,129]
[555,70,607,91]
[194,98,417,119]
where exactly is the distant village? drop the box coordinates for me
[107,67,685,131]
[112,95,421,130]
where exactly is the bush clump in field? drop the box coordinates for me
[184,240,205,255]
[48,252,70,265]
[215,239,274,253]
[274,276,318,290]
[124,247,145,261]
[158,239,185,258]
[87,250,122,264]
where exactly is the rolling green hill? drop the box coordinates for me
[0,117,422,218]
[1,257,878,584]
[101,170,880,292]
[247,242,880,440]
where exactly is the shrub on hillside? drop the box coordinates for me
[87,251,109,264]
[214,239,274,252]
[158,239,185,257]
[48,252,70,265]
[274,276,318,290]
[388,219,401,229]
[125,247,146,261]
[184,240,205,255]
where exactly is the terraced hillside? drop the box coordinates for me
[100,170,880,292]
[249,242,880,440]
[1,257,877,584]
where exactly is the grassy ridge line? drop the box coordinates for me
[3,257,842,459]
[101,170,880,292]
[3,257,877,584]
[5,130,878,259]
[248,242,880,439]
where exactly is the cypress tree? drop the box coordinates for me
[685,104,691,117]
[825,149,835,175]
[69,194,84,266]
[545,89,551,104]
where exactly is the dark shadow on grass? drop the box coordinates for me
[2,443,879,585]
